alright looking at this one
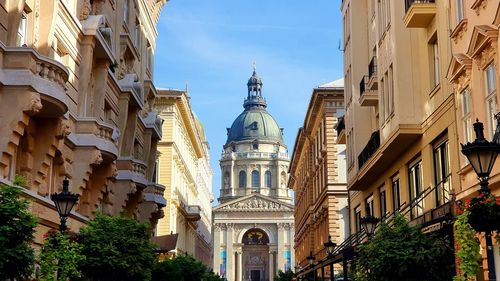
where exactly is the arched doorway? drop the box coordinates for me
[242,228,270,281]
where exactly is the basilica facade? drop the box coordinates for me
[212,69,294,281]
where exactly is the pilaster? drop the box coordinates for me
[213,223,222,275]
[226,223,235,281]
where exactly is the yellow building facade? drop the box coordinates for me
[0,0,168,244]
[447,0,500,278]
[155,89,214,266]
[289,80,348,276]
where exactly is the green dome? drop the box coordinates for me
[226,108,283,143]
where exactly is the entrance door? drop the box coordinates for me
[251,270,260,281]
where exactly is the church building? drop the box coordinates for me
[212,68,295,281]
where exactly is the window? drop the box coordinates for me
[408,159,424,218]
[134,19,141,48]
[379,186,387,218]
[153,160,159,183]
[434,139,451,206]
[380,77,385,121]
[455,0,464,23]
[485,63,498,137]
[354,205,362,233]
[365,194,374,216]
[429,36,440,88]
[392,176,401,211]
[252,143,259,150]
[239,171,246,188]
[461,88,473,143]
[124,0,130,24]
[389,65,394,114]
[251,170,260,187]
[265,171,272,188]
[17,12,27,46]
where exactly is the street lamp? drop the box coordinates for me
[306,252,315,281]
[323,235,337,281]
[461,118,499,281]
[360,206,379,238]
[51,178,79,231]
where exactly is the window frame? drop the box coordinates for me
[392,175,401,212]
[484,63,498,137]
[239,171,247,188]
[379,186,387,218]
[17,12,27,47]
[408,158,424,219]
[265,170,272,188]
[251,170,260,187]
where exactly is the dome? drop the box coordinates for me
[226,108,283,143]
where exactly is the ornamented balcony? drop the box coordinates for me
[68,115,120,162]
[404,0,437,28]
[143,182,167,207]
[115,157,148,187]
[118,73,144,108]
[359,76,378,107]
[80,15,115,63]
[367,57,378,90]
[336,116,346,144]
[142,111,163,140]
[180,203,201,222]
[0,42,69,117]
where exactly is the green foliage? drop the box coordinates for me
[78,213,157,281]
[453,211,481,281]
[0,178,38,280]
[38,231,85,281]
[152,255,224,281]
[354,213,454,281]
[274,269,294,281]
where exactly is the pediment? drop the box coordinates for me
[466,25,498,58]
[446,53,472,82]
[213,193,293,212]
[495,4,500,27]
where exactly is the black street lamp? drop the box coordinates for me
[323,235,337,281]
[360,206,379,238]
[51,178,79,231]
[461,118,499,281]
[306,251,315,281]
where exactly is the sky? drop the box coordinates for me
[154,0,344,202]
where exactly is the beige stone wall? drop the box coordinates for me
[289,85,348,268]
[0,0,168,242]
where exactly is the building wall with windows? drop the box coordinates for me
[447,0,500,277]
[155,89,214,266]
[288,80,348,272]
[0,0,168,245]
[341,0,459,245]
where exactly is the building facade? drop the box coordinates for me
[212,68,294,281]
[155,89,214,266]
[332,0,459,277]
[447,0,500,278]
[288,80,348,276]
[0,0,167,244]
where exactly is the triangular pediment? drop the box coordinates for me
[494,3,500,27]
[213,193,293,212]
[447,53,472,82]
[467,25,498,58]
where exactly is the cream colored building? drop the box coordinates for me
[447,0,500,278]
[289,79,348,277]
[0,0,168,244]
[212,69,294,281]
[155,89,214,266]
[332,0,458,277]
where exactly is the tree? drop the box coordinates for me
[78,214,157,281]
[38,230,85,281]
[0,176,38,280]
[275,269,294,281]
[152,254,224,281]
[354,213,454,281]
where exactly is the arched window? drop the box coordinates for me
[239,171,247,188]
[265,171,272,187]
[252,170,260,187]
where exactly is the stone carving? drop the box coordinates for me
[56,120,71,139]
[91,151,103,165]
[248,255,264,265]
[220,197,291,211]
[29,93,43,114]
[79,0,92,20]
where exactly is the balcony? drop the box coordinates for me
[367,57,378,90]
[221,151,289,161]
[115,157,148,187]
[68,115,120,162]
[118,73,144,108]
[359,76,378,106]
[336,116,346,144]
[404,0,437,28]
[358,130,380,170]
[0,42,69,117]
[142,111,163,140]
[81,15,115,63]
[143,183,167,207]
[180,204,201,221]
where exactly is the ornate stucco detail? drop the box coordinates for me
[79,0,92,20]
[451,19,468,43]
[218,195,292,212]
[471,0,488,15]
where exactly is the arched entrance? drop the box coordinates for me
[242,228,270,281]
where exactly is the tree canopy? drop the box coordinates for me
[152,255,224,281]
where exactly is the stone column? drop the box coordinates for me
[213,224,222,275]
[269,250,275,281]
[237,248,243,281]
[277,223,285,272]
[226,224,235,281]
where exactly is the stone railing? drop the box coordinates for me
[74,117,119,144]
[115,157,148,187]
[144,183,167,207]
[132,159,147,176]
[221,151,289,160]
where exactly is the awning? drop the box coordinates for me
[151,234,178,253]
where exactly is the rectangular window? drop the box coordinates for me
[455,0,464,23]
[17,12,27,46]
[365,194,374,216]
[485,63,498,137]
[380,77,385,121]
[430,37,440,88]
[134,19,141,48]
[433,138,451,206]
[389,64,394,114]
[462,88,473,143]
[124,0,130,24]
[379,186,387,218]
[354,205,362,233]
[392,176,401,211]
[409,158,424,218]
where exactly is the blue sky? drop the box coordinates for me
[154,0,344,202]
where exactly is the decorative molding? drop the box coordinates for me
[451,19,468,43]
[471,0,488,15]
[218,196,293,212]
